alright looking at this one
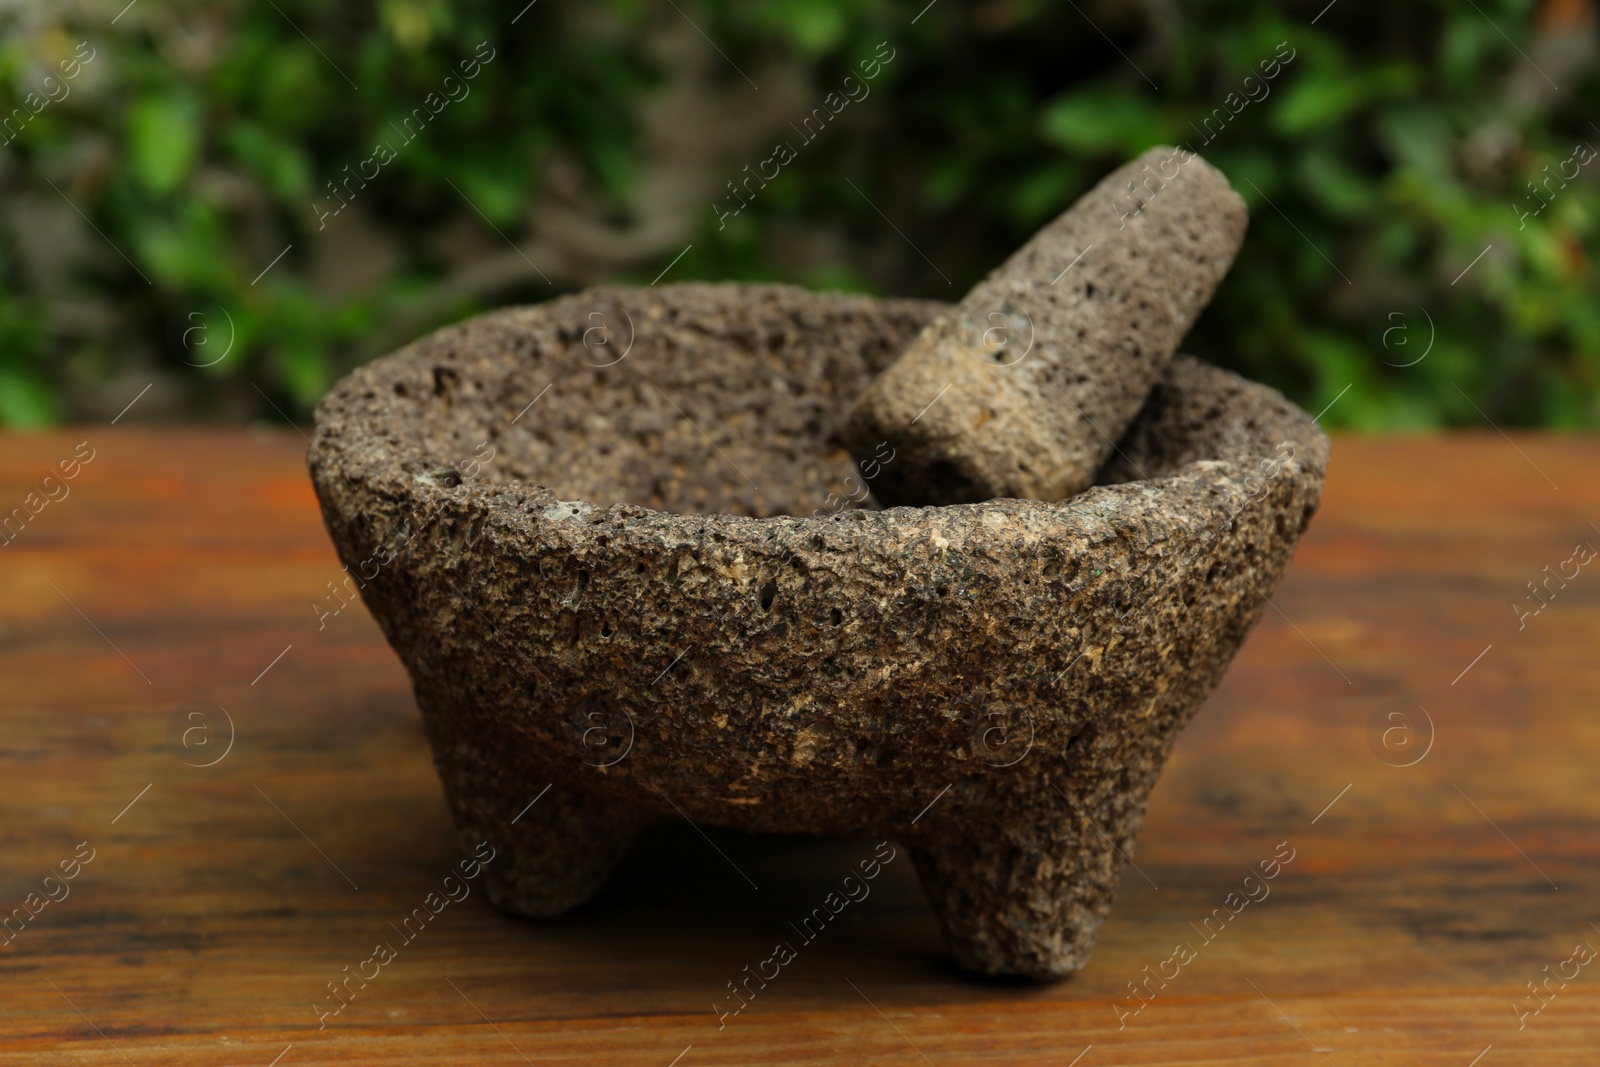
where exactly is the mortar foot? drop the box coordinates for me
[478,781,644,917]
[909,786,1138,979]
[430,732,645,916]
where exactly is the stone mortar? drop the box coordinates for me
[309,282,1328,979]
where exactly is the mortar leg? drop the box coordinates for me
[909,782,1144,979]
[430,733,644,916]
[482,782,644,917]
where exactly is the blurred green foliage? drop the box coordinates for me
[1,0,1598,427]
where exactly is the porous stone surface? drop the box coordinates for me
[845,145,1248,506]
[309,282,1326,979]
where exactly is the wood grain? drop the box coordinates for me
[1,428,1597,1064]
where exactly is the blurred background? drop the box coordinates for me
[2,0,1598,428]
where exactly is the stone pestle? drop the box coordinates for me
[845,145,1249,506]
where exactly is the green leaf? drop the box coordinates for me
[1273,63,1419,136]
[1439,14,1495,88]
[225,122,312,201]
[1271,67,1357,135]
[744,0,851,56]
[126,94,202,195]
[380,0,451,52]
[922,159,971,211]
[453,157,531,227]
[129,201,231,290]
[1009,163,1081,227]
[273,341,332,411]
[588,137,637,202]
[802,263,874,293]
[1040,88,1173,157]
[1297,148,1378,219]
[256,46,330,133]
[0,370,58,427]
[1375,106,1454,183]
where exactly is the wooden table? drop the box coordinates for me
[2,428,1596,1065]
